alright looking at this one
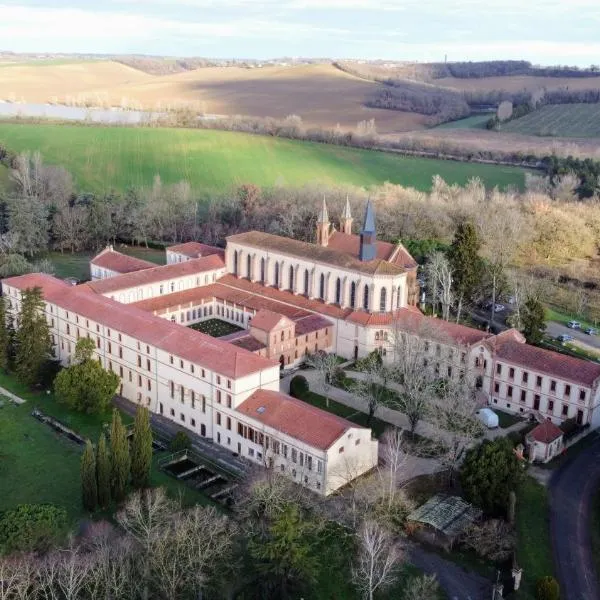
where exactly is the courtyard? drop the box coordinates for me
[188,318,244,338]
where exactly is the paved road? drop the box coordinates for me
[407,543,492,600]
[550,434,600,600]
[546,321,600,350]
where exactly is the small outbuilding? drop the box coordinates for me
[525,420,564,463]
[407,494,482,551]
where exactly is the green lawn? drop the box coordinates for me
[0,371,208,525]
[189,319,243,338]
[48,246,165,281]
[515,477,554,597]
[492,409,524,429]
[545,307,598,330]
[432,114,492,130]
[0,123,528,194]
[502,103,600,138]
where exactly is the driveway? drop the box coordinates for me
[550,434,600,600]
[546,321,600,350]
[407,543,492,600]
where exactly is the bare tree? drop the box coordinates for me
[402,573,440,600]
[350,363,389,425]
[424,252,453,321]
[352,520,402,600]
[307,352,339,407]
[378,427,409,509]
[461,519,516,562]
[54,544,91,600]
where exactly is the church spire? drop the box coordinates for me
[316,196,331,247]
[359,199,377,261]
[340,195,353,234]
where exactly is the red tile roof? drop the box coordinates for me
[528,420,563,444]
[236,389,360,450]
[495,340,600,386]
[2,273,277,379]
[327,231,417,270]
[91,249,156,275]
[250,309,292,332]
[82,255,226,295]
[167,241,224,259]
[227,231,404,276]
[294,314,333,335]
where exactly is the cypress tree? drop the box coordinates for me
[0,296,12,372]
[522,297,547,345]
[110,409,130,502]
[81,439,98,512]
[96,433,112,509]
[448,222,482,323]
[14,287,52,386]
[130,406,153,489]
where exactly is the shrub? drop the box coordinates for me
[330,367,347,388]
[169,431,191,453]
[536,576,560,600]
[0,504,67,554]
[289,375,309,399]
[354,350,382,372]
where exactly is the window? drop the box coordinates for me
[247,254,252,278]
[191,418,196,427]
[227,379,231,389]
[227,394,232,408]
[180,413,185,423]
[335,278,341,304]
[147,380,151,391]
[217,390,222,404]
[550,380,556,392]
[562,404,569,416]
[202,396,206,413]
[580,389,586,401]
[522,372,529,383]
[170,408,175,417]
[288,265,294,290]
[362,285,369,311]
[536,375,542,387]
[379,287,387,312]
[146,359,151,372]
[170,381,175,398]
[507,386,513,398]
[274,262,280,287]
[350,281,356,308]
[226,417,231,430]
[260,258,266,284]
[291,448,297,463]
[520,389,526,402]
[319,273,325,300]
[509,367,515,379]
[496,363,502,375]
[565,384,571,398]
[534,395,540,410]
[216,412,221,426]
[339,446,344,454]
[548,400,554,412]
[307,456,312,470]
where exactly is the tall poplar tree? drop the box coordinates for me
[110,409,130,502]
[81,439,98,512]
[0,296,13,372]
[14,287,52,386]
[130,406,153,489]
[448,222,482,323]
[522,297,547,345]
[96,433,111,509]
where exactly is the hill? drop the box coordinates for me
[0,123,527,193]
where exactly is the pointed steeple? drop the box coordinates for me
[340,195,353,235]
[317,196,329,224]
[359,199,377,261]
[316,196,331,247]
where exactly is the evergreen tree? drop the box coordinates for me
[130,406,153,489]
[54,337,119,413]
[81,439,98,512]
[522,297,547,345]
[0,296,13,372]
[96,433,111,509]
[448,222,483,323]
[14,287,52,386]
[110,409,130,502]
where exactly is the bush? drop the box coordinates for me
[354,350,382,372]
[0,504,67,554]
[536,576,560,600]
[169,431,191,453]
[289,375,309,399]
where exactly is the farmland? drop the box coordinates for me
[0,122,528,193]
[501,103,600,138]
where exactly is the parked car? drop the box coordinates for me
[585,327,597,336]
[567,320,581,329]
[483,301,505,312]
[557,334,574,342]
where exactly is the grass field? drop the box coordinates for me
[502,104,600,138]
[0,371,207,525]
[189,319,243,338]
[432,114,491,130]
[48,246,165,281]
[0,123,528,193]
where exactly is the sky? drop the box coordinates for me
[1,0,599,66]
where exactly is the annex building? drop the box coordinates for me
[4,198,600,494]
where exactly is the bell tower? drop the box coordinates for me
[340,196,353,235]
[316,197,331,247]
[359,199,377,261]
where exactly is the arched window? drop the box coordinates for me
[380,288,387,312]
[335,278,341,304]
[233,250,238,276]
[350,282,356,308]
[246,254,252,278]
[397,286,402,308]
[260,258,266,284]
[319,274,325,300]
[289,265,294,291]
[363,285,370,311]
[274,262,280,288]
[304,270,309,295]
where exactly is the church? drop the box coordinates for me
[3,199,600,494]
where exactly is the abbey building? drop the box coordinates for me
[3,199,600,494]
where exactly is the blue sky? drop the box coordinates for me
[1,1,599,66]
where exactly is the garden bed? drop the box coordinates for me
[189,319,244,338]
